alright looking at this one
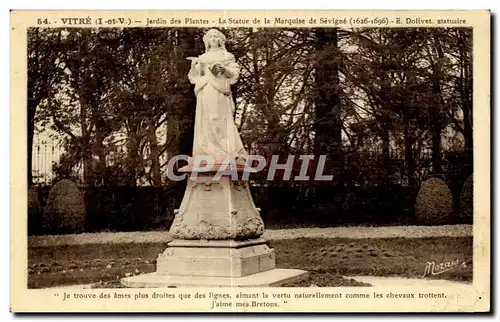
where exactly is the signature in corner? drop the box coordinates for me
[422,258,470,278]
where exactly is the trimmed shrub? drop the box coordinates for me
[459,175,473,222]
[415,178,453,224]
[43,179,85,234]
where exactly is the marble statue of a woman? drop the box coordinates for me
[120,29,307,289]
[187,29,247,165]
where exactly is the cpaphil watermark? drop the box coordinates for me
[165,154,336,182]
[421,259,469,278]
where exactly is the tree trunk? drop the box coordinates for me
[147,120,162,187]
[431,119,442,174]
[251,35,285,159]
[429,98,442,175]
[80,94,92,185]
[92,82,106,186]
[430,37,444,175]
[94,123,106,186]
[461,34,473,161]
[126,126,139,187]
[313,28,342,156]
[166,115,179,161]
[177,29,200,156]
[380,125,390,185]
[263,69,285,156]
[313,28,342,180]
[463,103,473,156]
[403,113,415,189]
[69,30,93,186]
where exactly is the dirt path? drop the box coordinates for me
[29,225,472,247]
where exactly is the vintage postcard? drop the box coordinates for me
[11,10,490,312]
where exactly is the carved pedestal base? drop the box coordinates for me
[120,168,308,288]
[169,173,264,240]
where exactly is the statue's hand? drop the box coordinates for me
[190,59,201,73]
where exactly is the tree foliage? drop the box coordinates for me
[29,27,472,195]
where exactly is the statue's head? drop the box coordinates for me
[203,29,226,51]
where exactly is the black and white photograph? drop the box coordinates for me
[12,10,490,312]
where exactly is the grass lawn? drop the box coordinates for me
[27,237,472,289]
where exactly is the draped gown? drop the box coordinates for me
[188,49,247,165]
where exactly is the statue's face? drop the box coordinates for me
[206,32,222,49]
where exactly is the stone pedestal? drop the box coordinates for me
[156,239,276,277]
[121,164,308,287]
[168,171,265,240]
[121,269,308,288]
